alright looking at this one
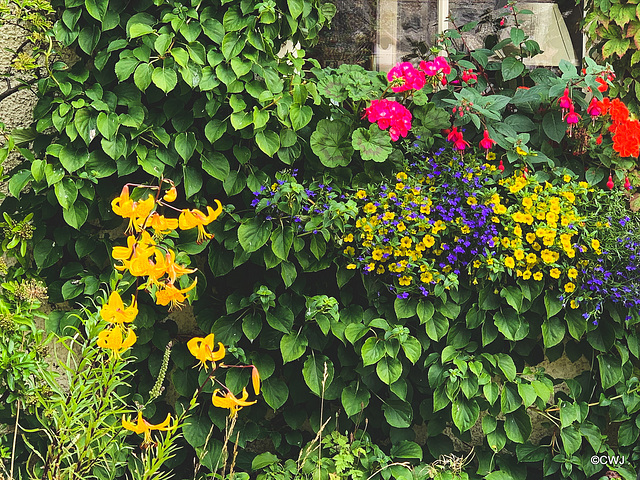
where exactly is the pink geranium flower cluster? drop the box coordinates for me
[419,56,451,77]
[387,62,426,93]
[364,99,412,141]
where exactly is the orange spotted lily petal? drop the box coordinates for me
[187,333,225,369]
[147,212,179,235]
[251,366,260,395]
[164,249,197,284]
[100,291,138,324]
[163,186,177,202]
[155,278,198,311]
[211,387,256,417]
[178,200,223,244]
[122,411,172,445]
[97,327,137,359]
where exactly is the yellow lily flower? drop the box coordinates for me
[251,366,260,395]
[111,186,156,233]
[100,291,138,324]
[147,212,179,235]
[211,387,256,417]
[178,200,223,244]
[187,333,225,369]
[163,186,177,202]
[113,231,156,275]
[163,249,197,285]
[155,278,198,311]
[122,411,173,446]
[97,327,137,359]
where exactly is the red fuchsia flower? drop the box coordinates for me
[607,174,614,190]
[625,176,632,191]
[462,69,477,83]
[479,130,496,151]
[364,99,412,141]
[565,105,581,125]
[587,98,602,119]
[446,126,463,144]
[558,88,572,115]
[498,159,505,172]
[500,18,505,26]
[387,62,426,92]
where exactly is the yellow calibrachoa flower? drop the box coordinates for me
[346,264,356,269]
[211,387,256,417]
[355,190,367,199]
[100,291,138,324]
[187,333,225,370]
[564,282,576,292]
[122,411,173,446]
[178,200,223,244]
[504,257,515,269]
[97,327,137,359]
[344,233,354,243]
[533,272,543,281]
[399,275,412,286]
[568,268,578,279]
[155,278,198,311]
[550,268,561,279]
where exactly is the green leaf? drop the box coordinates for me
[500,383,522,414]
[252,452,280,470]
[289,104,312,131]
[341,382,370,417]
[62,279,84,300]
[417,300,434,324]
[183,165,202,199]
[351,125,393,162]
[54,178,78,209]
[230,111,253,130]
[376,357,402,385]
[271,225,293,260]
[541,316,565,347]
[222,32,247,60]
[424,313,449,341]
[560,425,581,455]
[543,291,562,318]
[255,130,280,157]
[484,383,499,405]
[175,132,197,161]
[302,354,334,396]
[265,306,294,334]
[8,170,31,199]
[85,0,107,21]
[496,353,516,381]
[494,310,528,341]
[154,33,173,55]
[152,64,178,93]
[205,119,227,144]
[542,111,565,143]
[500,286,523,312]
[238,217,272,253]
[394,297,416,319]
[310,119,353,167]
[287,0,303,18]
[63,201,89,230]
[401,336,422,364]
[382,398,412,428]
[134,63,153,90]
[78,25,100,54]
[501,57,525,81]
[59,146,89,173]
[504,408,532,443]
[602,38,631,59]
[361,337,385,366]
[262,377,288,410]
[280,333,308,363]
[201,152,229,181]
[129,23,154,38]
[517,384,537,408]
[452,396,480,432]
[598,354,623,390]
[96,112,118,140]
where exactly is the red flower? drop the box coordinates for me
[609,98,630,124]
[558,88,572,111]
[586,98,602,118]
[565,105,581,125]
[364,99,412,141]
[387,62,426,93]
[595,77,608,93]
[607,174,614,190]
[625,176,631,191]
[596,97,610,116]
[498,159,505,172]
[479,130,496,150]
[612,119,640,157]
[461,69,477,83]
[596,134,603,145]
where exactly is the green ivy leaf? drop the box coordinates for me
[382,398,412,428]
[134,63,153,90]
[262,376,289,410]
[54,178,78,209]
[424,313,448,341]
[61,279,84,300]
[96,112,118,140]
[59,146,89,173]
[401,337,422,364]
[63,200,89,230]
[543,291,562,318]
[494,310,528,341]
[289,104,312,131]
[183,165,202,199]
[416,300,434,324]
[602,38,631,59]
[175,132,197,161]
[504,407,532,443]
[85,0,107,21]
[222,32,247,60]
[598,354,623,390]
[8,170,31,199]
[256,130,280,157]
[271,225,293,260]
[238,217,272,253]
[341,382,370,417]
[376,357,402,385]
[280,332,308,363]
[361,337,385,366]
[542,111,565,143]
[541,316,565,347]
[560,425,581,455]
[152,64,178,93]
[500,383,522,414]
[452,396,480,432]
[302,354,334,396]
